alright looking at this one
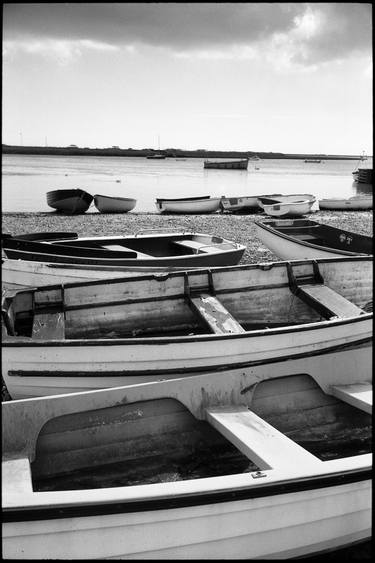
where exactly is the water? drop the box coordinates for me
[2,154,372,213]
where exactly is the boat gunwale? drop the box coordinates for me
[3,465,371,522]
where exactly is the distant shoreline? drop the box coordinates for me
[2,144,364,160]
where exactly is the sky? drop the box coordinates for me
[2,2,373,155]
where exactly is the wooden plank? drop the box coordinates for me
[189,293,245,334]
[298,283,364,319]
[206,406,321,470]
[2,458,33,497]
[331,383,372,414]
[32,311,65,339]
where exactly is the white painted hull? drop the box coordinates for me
[94,195,136,213]
[156,198,222,214]
[1,259,195,288]
[221,196,260,212]
[254,224,349,259]
[3,317,371,399]
[319,198,373,210]
[263,200,314,218]
[257,194,316,210]
[3,479,370,559]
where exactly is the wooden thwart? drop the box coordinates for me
[206,406,322,470]
[173,240,221,254]
[331,383,372,415]
[297,283,364,319]
[189,293,245,334]
[32,311,65,340]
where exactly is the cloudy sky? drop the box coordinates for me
[3,3,372,154]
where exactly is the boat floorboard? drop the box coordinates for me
[205,406,322,470]
[189,293,245,334]
[32,311,65,339]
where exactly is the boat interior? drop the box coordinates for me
[261,220,373,254]
[3,232,237,258]
[2,259,372,341]
[3,373,371,494]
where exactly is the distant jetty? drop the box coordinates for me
[2,144,363,160]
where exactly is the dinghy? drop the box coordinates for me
[46,189,93,214]
[155,196,222,214]
[254,219,373,260]
[220,195,262,214]
[318,196,372,211]
[2,368,371,559]
[93,195,136,213]
[2,256,372,399]
[204,159,248,170]
[1,231,245,268]
[262,199,314,218]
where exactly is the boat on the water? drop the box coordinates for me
[2,256,372,399]
[204,159,248,170]
[46,189,93,214]
[2,365,371,559]
[304,159,322,163]
[93,195,137,213]
[146,153,166,159]
[1,231,245,268]
[318,196,372,211]
[254,219,373,260]
[354,169,373,185]
[220,195,262,214]
[155,195,222,214]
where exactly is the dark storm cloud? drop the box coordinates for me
[3,3,372,64]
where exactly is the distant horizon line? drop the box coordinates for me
[2,143,371,159]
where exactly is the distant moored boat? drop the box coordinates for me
[204,159,248,170]
[46,189,93,214]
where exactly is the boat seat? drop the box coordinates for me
[205,406,322,470]
[173,240,222,254]
[101,245,148,258]
[188,293,245,334]
[297,283,365,319]
[32,311,65,339]
[2,458,33,498]
[331,383,372,414]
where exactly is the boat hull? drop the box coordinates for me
[46,190,93,214]
[254,220,372,260]
[319,198,373,210]
[3,479,370,559]
[155,197,222,214]
[204,160,249,170]
[93,195,136,213]
[221,196,260,213]
[262,200,313,218]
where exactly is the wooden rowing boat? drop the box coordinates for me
[46,189,93,214]
[204,159,249,170]
[1,231,245,268]
[254,219,373,260]
[220,195,262,213]
[93,195,136,213]
[2,256,372,399]
[318,196,372,211]
[2,367,371,558]
[155,196,222,214]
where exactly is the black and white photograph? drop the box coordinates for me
[2,2,372,559]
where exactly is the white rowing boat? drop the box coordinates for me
[318,196,372,211]
[2,256,372,399]
[155,196,222,214]
[2,368,371,559]
[254,219,373,260]
[93,195,136,213]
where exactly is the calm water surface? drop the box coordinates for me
[2,154,372,213]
